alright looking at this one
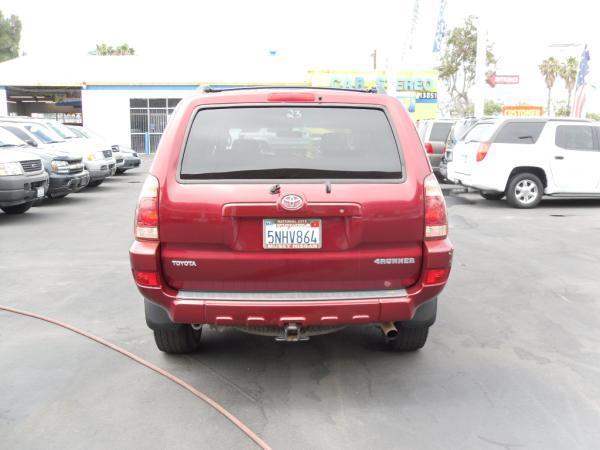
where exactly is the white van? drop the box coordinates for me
[446,117,600,208]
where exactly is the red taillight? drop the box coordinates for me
[134,271,159,287]
[425,268,450,285]
[424,173,448,240]
[476,142,492,161]
[267,92,316,102]
[135,175,159,240]
[424,142,434,154]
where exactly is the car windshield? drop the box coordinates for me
[180,106,403,180]
[80,127,105,140]
[44,121,78,139]
[68,126,88,138]
[24,124,63,144]
[0,127,25,147]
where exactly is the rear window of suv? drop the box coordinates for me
[464,123,495,142]
[180,107,402,180]
[493,121,545,144]
[429,122,453,142]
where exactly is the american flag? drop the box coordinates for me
[432,0,447,54]
[572,46,590,118]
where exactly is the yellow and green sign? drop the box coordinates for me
[306,70,439,120]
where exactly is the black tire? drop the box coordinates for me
[480,191,505,201]
[153,326,202,354]
[506,173,543,209]
[87,180,104,187]
[387,325,429,352]
[116,169,126,174]
[49,193,69,199]
[1,203,32,214]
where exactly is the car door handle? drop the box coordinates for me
[554,156,565,160]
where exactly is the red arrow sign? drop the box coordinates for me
[486,72,519,87]
[495,74,520,84]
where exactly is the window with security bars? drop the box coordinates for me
[129,98,181,152]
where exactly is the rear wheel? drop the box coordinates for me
[1,203,32,214]
[87,180,104,187]
[480,191,504,201]
[153,326,202,354]
[506,173,543,208]
[387,325,429,352]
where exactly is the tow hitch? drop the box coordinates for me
[275,323,309,342]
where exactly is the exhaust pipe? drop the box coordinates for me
[379,322,398,340]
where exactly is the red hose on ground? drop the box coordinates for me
[0,304,271,450]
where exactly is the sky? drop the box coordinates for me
[2,0,598,111]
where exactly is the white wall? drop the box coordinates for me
[81,87,199,149]
[0,88,7,116]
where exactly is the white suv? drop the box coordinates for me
[446,117,600,208]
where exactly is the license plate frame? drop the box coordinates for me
[263,218,322,250]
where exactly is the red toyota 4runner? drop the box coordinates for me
[129,87,453,353]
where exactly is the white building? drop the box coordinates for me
[0,55,307,152]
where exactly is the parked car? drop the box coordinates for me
[130,87,453,354]
[114,145,142,173]
[0,118,114,186]
[0,123,89,198]
[439,117,482,180]
[67,125,141,174]
[446,117,599,208]
[0,137,48,214]
[416,119,455,176]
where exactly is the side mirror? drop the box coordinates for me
[26,139,38,147]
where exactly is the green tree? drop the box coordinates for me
[484,99,502,116]
[586,112,600,121]
[0,11,22,62]
[539,57,560,115]
[438,16,496,117]
[554,100,570,117]
[94,42,135,55]
[559,56,578,115]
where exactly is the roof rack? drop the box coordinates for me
[202,85,382,94]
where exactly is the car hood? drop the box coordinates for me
[61,137,111,153]
[36,142,85,158]
[28,146,77,160]
[0,147,42,163]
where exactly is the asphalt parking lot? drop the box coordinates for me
[1,160,599,450]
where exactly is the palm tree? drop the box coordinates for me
[539,57,561,115]
[559,57,578,115]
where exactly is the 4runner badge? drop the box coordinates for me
[171,260,197,267]
[374,258,416,265]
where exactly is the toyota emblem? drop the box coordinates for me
[280,194,304,211]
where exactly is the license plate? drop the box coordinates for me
[263,218,322,249]
[36,187,44,198]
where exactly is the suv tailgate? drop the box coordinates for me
[159,105,424,292]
